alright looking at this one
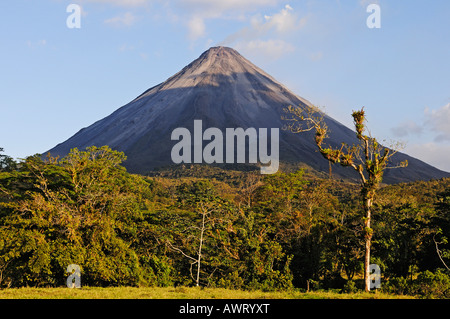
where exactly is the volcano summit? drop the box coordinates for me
[46,46,449,183]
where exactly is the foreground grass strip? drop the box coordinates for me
[0,287,414,299]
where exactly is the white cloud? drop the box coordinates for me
[359,0,380,8]
[389,103,450,172]
[177,0,285,42]
[235,39,295,60]
[139,52,149,60]
[187,16,206,40]
[80,0,149,7]
[119,43,135,51]
[263,4,304,33]
[218,4,306,58]
[405,142,450,173]
[104,12,137,27]
[236,4,306,39]
[424,103,450,142]
[390,103,450,142]
[81,0,300,46]
[391,120,423,138]
[179,0,281,16]
[26,39,47,48]
[309,51,323,62]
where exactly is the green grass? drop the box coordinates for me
[0,286,415,299]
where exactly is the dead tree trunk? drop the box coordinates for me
[195,205,207,286]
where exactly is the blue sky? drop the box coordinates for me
[1,0,449,172]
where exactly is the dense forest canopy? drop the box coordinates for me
[0,146,449,297]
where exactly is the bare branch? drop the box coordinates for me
[165,239,197,262]
[433,235,450,271]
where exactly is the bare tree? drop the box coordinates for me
[283,105,408,292]
[433,235,450,271]
[236,172,262,208]
[166,180,228,287]
[166,202,211,286]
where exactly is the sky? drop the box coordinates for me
[0,0,449,172]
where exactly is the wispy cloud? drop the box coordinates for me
[390,103,450,172]
[359,0,380,8]
[391,120,423,138]
[79,0,301,51]
[119,43,135,51]
[26,39,47,48]
[178,0,281,16]
[80,0,149,7]
[220,5,306,45]
[309,51,323,62]
[391,103,450,143]
[77,1,305,57]
[187,16,206,40]
[175,0,287,42]
[406,142,450,172]
[424,103,450,142]
[104,12,137,27]
[235,39,295,59]
[218,4,306,59]
[262,4,305,33]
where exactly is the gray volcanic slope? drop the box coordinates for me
[47,46,450,183]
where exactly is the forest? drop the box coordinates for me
[0,145,449,298]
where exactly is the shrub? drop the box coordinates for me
[383,269,450,298]
[413,269,450,299]
[382,276,411,295]
[342,280,358,294]
[216,271,244,290]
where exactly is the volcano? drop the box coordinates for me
[46,46,449,183]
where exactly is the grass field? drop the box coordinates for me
[0,286,415,299]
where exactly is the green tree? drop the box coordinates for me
[252,170,342,289]
[432,188,450,271]
[283,105,407,291]
[164,180,232,286]
[0,146,155,287]
[217,206,293,291]
[0,148,17,172]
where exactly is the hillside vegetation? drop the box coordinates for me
[0,146,449,298]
